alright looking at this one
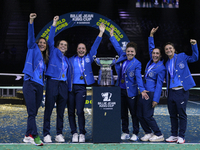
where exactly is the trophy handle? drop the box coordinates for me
[109,55,119,66]
[93,55,101,66]
[93,55,96,60]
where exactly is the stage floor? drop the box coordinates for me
[0,101,200,144]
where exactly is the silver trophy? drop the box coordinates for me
[93,56,118,86]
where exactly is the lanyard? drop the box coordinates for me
[168,57,175,79]
[77,56,84,75]
[145,62,156,79]
[122,60,130,76]
[62,55,68,74]
[39,59,44,76]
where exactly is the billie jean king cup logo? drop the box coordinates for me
[93,55,118,86]
[101,92,112,101]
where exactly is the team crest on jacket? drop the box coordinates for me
[85,57,90,63]
[129,71,134,77]
[149,72,154,77]
[179,62,185,69]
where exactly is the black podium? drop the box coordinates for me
[92,86,121,143]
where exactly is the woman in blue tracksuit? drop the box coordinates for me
[43,16,72,143]
[137,27,165,142]
[67,23,105,143]
[109,28,149,142]
[23,13,49,146]
[165,38,198,144]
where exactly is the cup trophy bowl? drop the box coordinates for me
[93,56,118,86]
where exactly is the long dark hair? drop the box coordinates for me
[36,37,49,64]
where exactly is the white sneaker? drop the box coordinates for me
[130,134,139,141]
[140,133,154,141]
[166,136,178,142]
[79,134,85,143]
[72,133,79,143]
[149,134,164,142]
[177,137,185,144]
[121,133,130,140]
[55,134,65,142]
[43,134,52,143]
[23,135,35,144]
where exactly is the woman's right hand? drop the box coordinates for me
[30,13,37,19]
[141,90,149,100]
[110,27,114,37]
[150,26,159,37]
[53,16,59,26]
[29,13,37,24]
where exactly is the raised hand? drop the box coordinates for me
[53,15,59,26]
[190,39,197,45]
[98,23,105,37]
[54,16,59,22]
[29,13,37,24]
[150,26,159,37]
[110,27,114,37]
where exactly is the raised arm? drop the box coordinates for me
[52,16,59,27]
[27,13,37,49]
[186,39,199,63]
[148,26,159,58]
[88,23,105,58]
[48,16,59,51]
[149,26,158,37]
[109,27,124,56]
[98,23,105,37]
[29,13,36,24]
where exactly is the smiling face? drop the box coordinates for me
[152,48,162,63]
[57,40,68,54]
[77,43,87,57]
[126,47,136,60]
[164,44,175,59]
[37,38,47,52]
